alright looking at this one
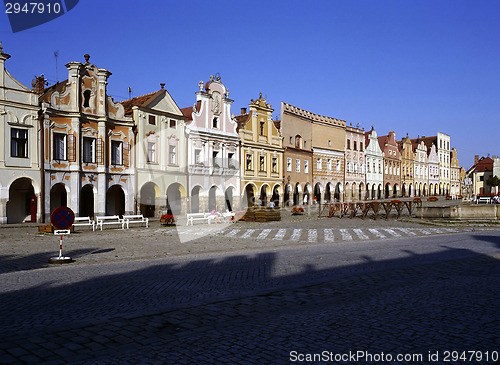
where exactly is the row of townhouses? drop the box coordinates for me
[0,45,463,223]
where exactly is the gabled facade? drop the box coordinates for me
[0,43,41,223]
[236,93,283,207]
[120,84,186,217]
[412,140,428,196]
[280,102,314,206]
[427,144,439,195]
[450,148,461,196]
[467,156,494,196]
[39,54,135,220]
[398,134,414,197]
[182,75,240,213]
[378,131,401,198]
[414,133,451,195]
[345,123,365,201]
[364,127,383,200]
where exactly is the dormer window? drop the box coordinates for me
[212,117,218,128]
[260,121,265,136]
[83,90,91,108]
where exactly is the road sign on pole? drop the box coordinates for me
[49,207,74,264]
[51,206,75,230]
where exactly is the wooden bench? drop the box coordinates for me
[96,215,125,230]
[73,216,95,231]
[186,212,215,226]
[122,214,149,229]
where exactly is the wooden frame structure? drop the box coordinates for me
[318,199,422,220]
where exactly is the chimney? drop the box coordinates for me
[241,107,247,114]
[474,155,479,165]
[35,75,46,95]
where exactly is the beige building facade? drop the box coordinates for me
[121,84,186,217]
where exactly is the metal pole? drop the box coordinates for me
[59,235,63,259]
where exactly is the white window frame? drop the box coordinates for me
[111,140,123,165]
[53,133,67,161]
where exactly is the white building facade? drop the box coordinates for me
[0,43,41,223]
[182,75,240,213]
[364,127,384,200]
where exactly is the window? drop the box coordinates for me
[360,142,363,152]
[336,160,341,172]
[149,115,156,125]
[246,154,253,170]
[212,117,218,128]
[11,128,28,158]
[194,149,201,164]
[347,139,351,149]
[260,122,265,136]
[304,160,309,173]
[317,157,322,170]
[169,119,176,128]
[286,157,292,172]
[354,141,357,151]
[327,159,332,171]
[169,145,176,164]
[147,142,156,163]
[228,152,236,169]
[212,151,219,167]
[83,90,91,108]
[111,140,122,165]
[295,158,300,173]
[295,135,302,148]
[328,140,331,147]
[289,137,292,144]
[53,133,67,160]
[271,157,277,173]
[259,156,265,171]
[83,137,95,163]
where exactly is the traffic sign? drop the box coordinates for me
[51,206,75,230]
[54,229,71,235]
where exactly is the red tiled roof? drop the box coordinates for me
[119,89,164,116]
[470,156,494,173]
[234,111,252,132]
[180,100,202,122]
[410,136,437,151]
[39,80,69,103]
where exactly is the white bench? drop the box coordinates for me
[122,214,149,228]
[186,212,216,226]
[96,215,125,230]
[477,197,491,204]
[221,211,235,223]
[73,216,95,231]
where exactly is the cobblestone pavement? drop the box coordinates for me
[0,211,499,364]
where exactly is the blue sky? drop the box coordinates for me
[2,0,499,169]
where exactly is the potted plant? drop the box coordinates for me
[160,214,176,226]
[291,206,304,215]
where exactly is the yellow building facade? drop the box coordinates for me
[236,93,284,207]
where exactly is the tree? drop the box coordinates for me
[486,175,500,194]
